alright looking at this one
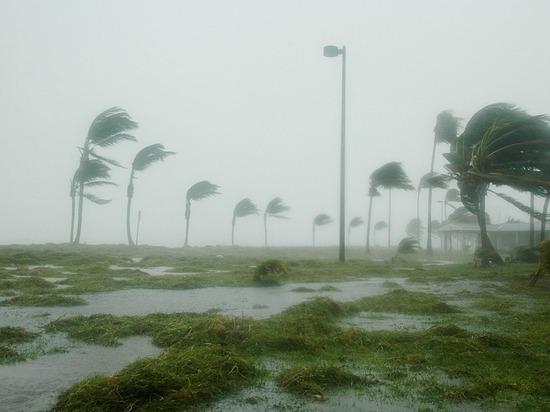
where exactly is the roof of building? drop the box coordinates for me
[437,221,546,233]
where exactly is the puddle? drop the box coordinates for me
[0,336,160,412]
[42,277,67,283]
[4,267,17,271]
[109,265,197,276]
[112,277,130,281]
[130,257,143,263]
[28,265,63,270]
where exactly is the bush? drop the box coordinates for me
[512,246,539,263]
[253,259,288,285]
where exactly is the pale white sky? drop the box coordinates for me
[1,0,549,247]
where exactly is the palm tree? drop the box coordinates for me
[396,237,420,255]
[365,186,381,253]
[444,103,550,265]
[312,214,332,247]
[232,198,259,246]
[263,197,290,248]
[185,181,221,247]
[373,220,387,246]
[406,218,424,242]
[72,107,138,245]
[417,172,449,242]
[126,144,174,246]
[369,162,414,248]
[348,216,364,246]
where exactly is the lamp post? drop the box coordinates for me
[323,45,346,262]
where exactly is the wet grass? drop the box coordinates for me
[0,326,37,364]
[0,294,86,307]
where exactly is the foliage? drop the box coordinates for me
[186,181,221,201]
[349,216,364,228]
[254,259,288,284]
[419,172,450,190]
[396,237,420,255]
[87,107,138,147]
[445,188,460,203]
[512,246,539,263]
[233,198,259,218]
[131,144,175,172]
[370,162,414,190]
[374,221,387,231]
[313,214,332,227]
[434,110,460,143]
[406,218,424,240]
[265,197,290,218]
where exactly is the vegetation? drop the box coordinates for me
[312,214,332,247]
[263,197,290,248]
[347,216,364,246]
[254,259,288,284]
[184,181,221,247]
[232,198,259,246]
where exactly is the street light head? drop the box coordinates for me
[323,45,341,57]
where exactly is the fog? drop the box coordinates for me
[1,0,550,247]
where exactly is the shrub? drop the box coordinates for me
[253,259,288,285]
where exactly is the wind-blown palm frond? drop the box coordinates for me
[75,159,112,184]
[406,218,424,239]
[313,214,332,227]
[87,107,138,147]
[83,193,111,204]
[265,197,290,218]
[447,207,487,224]
[397,237,420,254]
[370,162,414,190]
[434,111,460,143]
[233,198,259,218]
[84,180,118,187]
[88,150,124,168]
[374,221,387,231]
[349,216,364,228]
[419,172,450,190]
[445,188,460,203]
[488,190,547,221]
[368,186,381,197]
[186,181,221,201]
[132,144,175,172]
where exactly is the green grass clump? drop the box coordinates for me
[0,276,55,291]
[317,285,341,292]
[349,289,458,315]
[0,326,37,344]
[52,346,258,412]
[1,294,86,307]
[254,259,288,285]
[291,286,316,293]
[473,293,517,312]
[277,364,370,398]
[0,345,22,363]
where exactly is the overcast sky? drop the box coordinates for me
[1,0,550,247]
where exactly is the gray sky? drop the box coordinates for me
[1,0,550,247]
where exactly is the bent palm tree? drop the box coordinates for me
[185,181,221,247]
[126,144,175,246]
[312,214,332,247]
[72,107,138,245]
[264,197,290,248]
[373,220,387,246]
[348,216,364,246]
[365,186,381,253]
[232,198,259,246]
[369,162,414,248]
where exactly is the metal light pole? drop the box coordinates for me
[324,45,346,262]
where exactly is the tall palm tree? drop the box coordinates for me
[348,216,364,246]
[312,214,332,247]
[126,144,174,246]
[373,220,387,246]
[369,162,414,248]
[72,107,138,245]
[263,197,290,248]
[417,172,448,241]
[185,181,221,247]
[427,111,459,254]
[444,103,550,265]
[365,186,381,253]
[232,198,259,246]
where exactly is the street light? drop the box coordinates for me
[323,44,346,262]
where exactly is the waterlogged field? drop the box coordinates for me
[0,245,549,411]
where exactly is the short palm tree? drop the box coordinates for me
[126,144,174,246]
[263,197,290,248]
[348,216,364,246]
[393,237,420,262]
[373,220,387,246]
[185,181,221,247]
[232,198,259,246]
[369,162,414,248]
[365,186,381,253]
[72,107,138,245]
[312,214,332,247]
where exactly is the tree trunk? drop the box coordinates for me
[347,226,351,247]
[135,211,141,246]
[365,195,374,253]
[264,213,268,248]
[427,135,437,255]
[126,172,135,247]
[541,193,549,242]
[312,225,316,247]
[231,216,236,247]
[387,189,392,248]
[477,186,503,266]
[416,189,421,241]
[184,200,191,247]
[70,191,76,243]
[73,180,85,245]
[530,192,535,247]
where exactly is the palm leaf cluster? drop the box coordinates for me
[132,144,175,172]
[349,216,364,228]
[396,237,420,255]
[406,218,424,241]
[313,214,332,227]
[234,198,259,218]
[374,221,387,231]
[184,181,221,247]
[370,162,414,190]
[265,197,290,218]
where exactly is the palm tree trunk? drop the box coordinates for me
[365,195,374,253]
[312,225,316,247]
[231,216,236,247]
[477,186,503,266]
[264,213,268,248]
[373,229,376,246]
[70,192,76,243]
[347,226,351,247]
[184,200,191,247]
[126,172,135,247]
[427,135,437,255]
[530,192,535,247]
[135,211,141,246]
[73,181,85,245]
[416,189,421,241]
[541,193,549,241]
[387,189,392,248]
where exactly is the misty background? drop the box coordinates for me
[1,0,550,247]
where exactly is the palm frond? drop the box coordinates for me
[313,213,332,227]
[406,218,424,239]
[265,197,290,218]
[370,162,414,190]
[488,190,547,221]
[87,107,138,147]
[445,188,460,203]
[349,216,364,228]
[88,150,124,168]
[83,193,111,205]
[75,159,112,184]
[434,110,461,143]
[85,180,118,187]
[368,186,381,197]
[397,237,420,254]
[187,181,221,201]
[233,198,259,218]
[132,144,175,172]
[374,220,387,231]
[419,172,450,190]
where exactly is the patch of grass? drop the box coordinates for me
[1,294,86,307]
[277,364,372,399]
[317,285,341,292]
[473,293,517,312]
[254,259,288,285]
[348,290,458,315]
[0,345,23,363]
[52,346,258,412]
[291,287,316,293]
[0,276,55,291]
[0,326,37,344]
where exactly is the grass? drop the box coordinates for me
[0,294,86,307]
[0,326,37,344]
